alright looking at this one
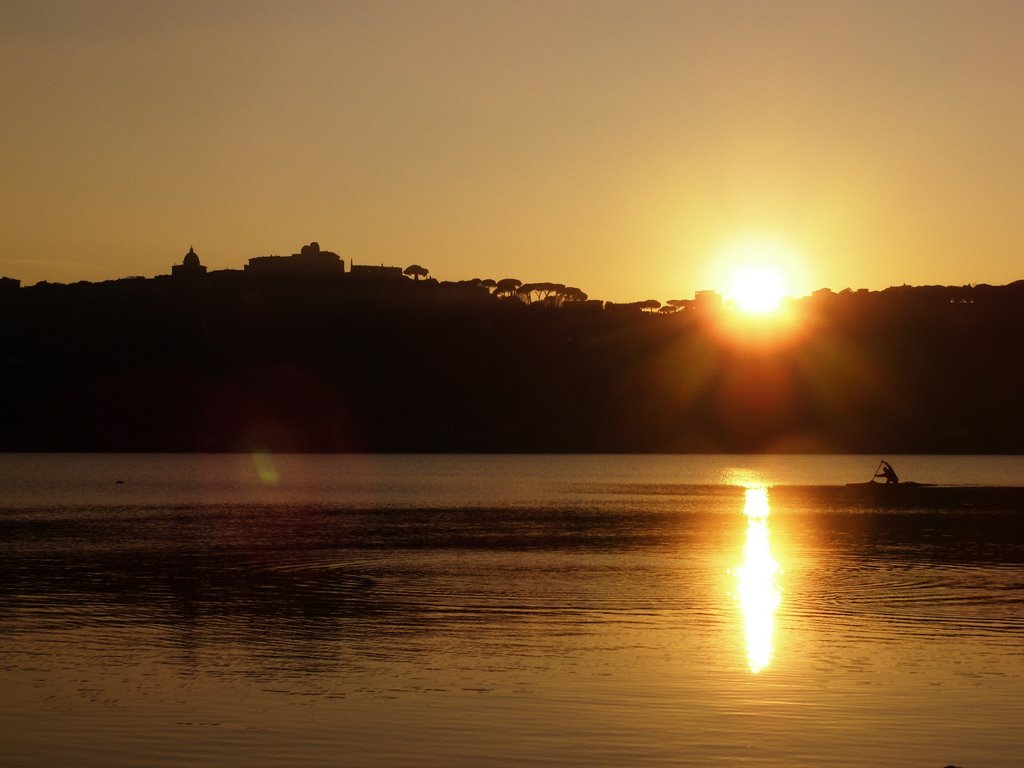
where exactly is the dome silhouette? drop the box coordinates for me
[172,245,207,277]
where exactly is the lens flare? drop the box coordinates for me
[253,450,279,485]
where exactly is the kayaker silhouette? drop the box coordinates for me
[874,460,899,485]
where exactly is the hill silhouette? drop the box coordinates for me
[2,247,1022,453]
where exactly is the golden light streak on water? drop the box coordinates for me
[736,486,782,674]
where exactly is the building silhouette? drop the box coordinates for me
[245,241,344,277]
[171,246,208,278]
[350,262,403,280]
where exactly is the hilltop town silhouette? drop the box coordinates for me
[2,242,1023,453]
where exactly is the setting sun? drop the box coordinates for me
[725,265,788,314]
[705,235,807,317]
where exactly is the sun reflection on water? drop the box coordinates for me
[735,486,782,674]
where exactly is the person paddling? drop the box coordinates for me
[874,460,899,485]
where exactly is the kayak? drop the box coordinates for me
[844,481,936,489]
[768,483,1024,510]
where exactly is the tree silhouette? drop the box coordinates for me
[516,282,564,304]
[515,282,589,306]
[606,299,661,312]
[560,286,588,304]
[495,278,522,298]
[404,264,430,281]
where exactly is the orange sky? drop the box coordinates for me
[3,1,1022,303]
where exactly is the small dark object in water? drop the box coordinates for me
[874,459,899,484]
[115,480,125,484]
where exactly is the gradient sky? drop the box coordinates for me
[3,0,1022,302]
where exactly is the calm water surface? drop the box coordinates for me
[2,454,1023,767]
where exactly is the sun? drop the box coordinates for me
[704,236,806,342]
[725,265,788,314]
[707,235,805,316]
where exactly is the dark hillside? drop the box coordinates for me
[2,277,1022,453]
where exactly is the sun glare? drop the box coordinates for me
[708,235,805,317]
[725,265,787,314]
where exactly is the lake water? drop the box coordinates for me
[2,453,1023,767]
